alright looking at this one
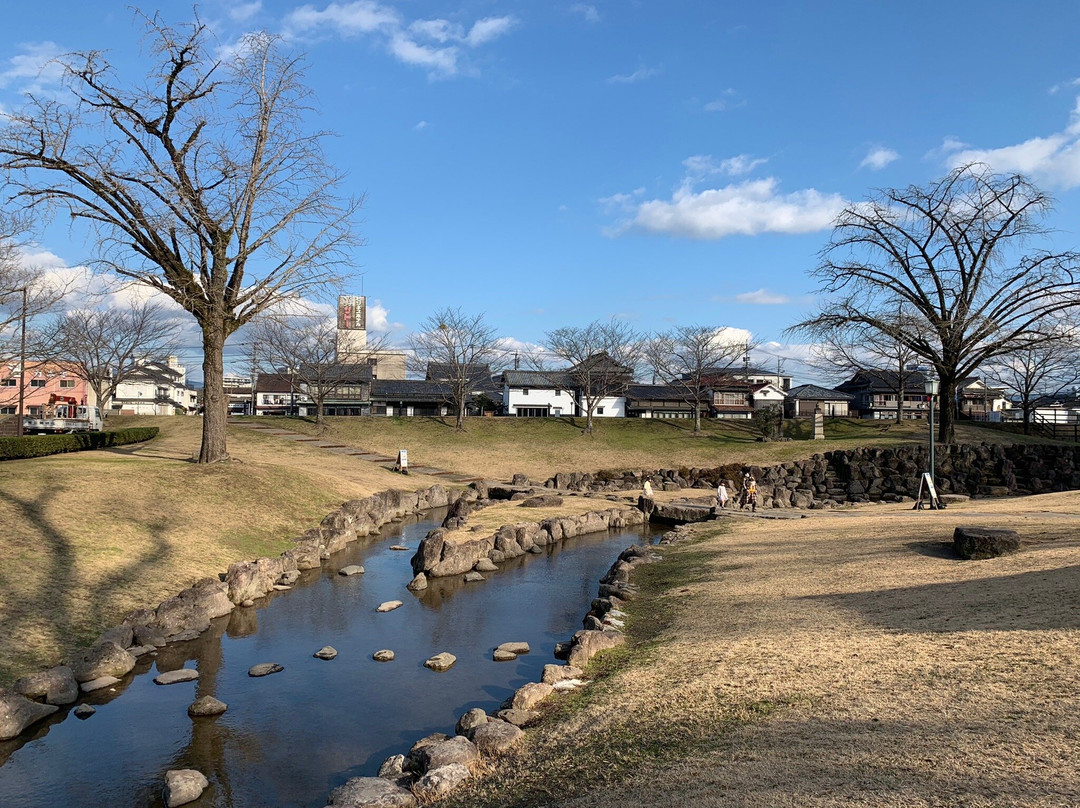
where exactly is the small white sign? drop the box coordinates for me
[396,449,408,471]
[914,472,941,510]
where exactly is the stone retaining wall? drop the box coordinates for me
[541,443,1080,508]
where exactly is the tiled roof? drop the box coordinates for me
[372,379,454,402]
[499,369,572,388]
[786,384,855,401]
[624,383,692,401]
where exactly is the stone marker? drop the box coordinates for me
[377,600,403,613]
[188,696,228,717]
[0,691,59,740]
[248,663,284,677]
[338,565,365,576]
[154,669,200,686]
[163,769,209,808]
[373,649,395,662]
[424,652,457,672]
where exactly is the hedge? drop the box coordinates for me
[0,427,160,461]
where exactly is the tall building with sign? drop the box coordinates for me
[335,294,407,380]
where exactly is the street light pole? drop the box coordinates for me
[925,375,940,509]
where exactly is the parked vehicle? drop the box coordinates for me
[22,395,103,433]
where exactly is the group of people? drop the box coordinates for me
[716,472,758,513]
[641,471,759,513]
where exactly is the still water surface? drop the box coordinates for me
[0,508,652,807]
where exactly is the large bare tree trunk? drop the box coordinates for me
[938,376,955,445]
[199,325,229,463]
[456,399,466,430]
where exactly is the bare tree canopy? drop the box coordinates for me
[644,325,748,434]
[542,318,641,434]
[0,13,361,461]
[983,328,1080,434]
[791,164,1080,443]
[41,299,182,411]
[798,308,924,423]
[408,307,500,429]
[0,212,67,363]
[252,310,389,425]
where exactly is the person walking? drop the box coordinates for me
[717,480,729,510]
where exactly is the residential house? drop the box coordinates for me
[836,369,930,419]
[956,377,1010,421]
[784,384,855,418]
[749,382,787,411]
[254,373,303,416]
[108,357,198,415]
[254,364,373,417]
[624,383,697,419]
[728,365,794,392]
[0,360,95,416]
[498,354,632,418]
[223,374,254,416]
[709,378,756,419]
[370,379,456,417]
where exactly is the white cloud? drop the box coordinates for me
[227,1,263,23]
[703,88,741,112]
[284,1,399,37]
[284,4,515,78]
[609,176,846,240]
[735,288,792,305]
[683,154,766,178]
[607,66,659,84]
[1049,77,1080,95]
[941,95,1080,189]
[711,326,754,348]
[859,146,899,170]
[366,300,403,333]
[465,17,516,46]
[570,4,601,23]
[0,41,65,94]
[413,120,428,131]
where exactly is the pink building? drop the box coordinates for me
[0,361,94,417]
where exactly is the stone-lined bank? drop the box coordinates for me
[410,506,647,579]
[537,443,1080,507]
[324,531,674,808]
[1,485,460,742]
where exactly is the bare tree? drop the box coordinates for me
[408,307,500,429]
[542,318,641,434]
[792,164,1080,444]
[0,14,360,462]
[799,309,924,423]
[0,212,67,365]
[644,325,748,434]
[40,300,182,411]
[983,330,1080,434]
[252,311,389,425]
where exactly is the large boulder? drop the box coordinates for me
[567,630,625,669]
[225,557,286,604]
[0,690,59,740]
[407,735,479,774]
[953,526,1022,560]
[508,682,554,711]
[153,595,211,640]
[69,642,137,684]
[412,763,471,801]
[327,777,417,808]
[14,665,78,706]
[470,720,524,756]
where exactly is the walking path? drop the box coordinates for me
[229,419,486,484]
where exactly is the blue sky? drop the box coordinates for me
[4,1,1080,382]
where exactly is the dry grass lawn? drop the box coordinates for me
[0,416,451,685]
[270,415,1042,482]
[449,492,1080,808]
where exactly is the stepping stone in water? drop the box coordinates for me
[73,704,96,719]
[80,676,120,693]
[188,696,228,717]
[373,650,395,662]
[154,669,199,686]
[389,545,409,551]
[494,641,530,656]
[424,652,457,672]
[313,646,338,660]
[338,565,365,576]
[464,572,485,583]
[248,663,284,677]
[492,649,516,662]
[377,600,403,613]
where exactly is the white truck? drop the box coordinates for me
[23,396,103,434]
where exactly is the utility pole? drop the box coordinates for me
[16,286,27,437]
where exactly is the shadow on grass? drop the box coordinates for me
[804,564,1080,633]
[0,488,175,684]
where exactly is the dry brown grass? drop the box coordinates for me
[0,416,451,685]
[449,493,1080,808]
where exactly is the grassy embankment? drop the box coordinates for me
[446,493,1080,808]
[263,413,1047,482]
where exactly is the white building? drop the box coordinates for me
[108,356,199,415]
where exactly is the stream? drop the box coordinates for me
[0,507,654,807]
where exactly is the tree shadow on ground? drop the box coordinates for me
[803,564,1080,633]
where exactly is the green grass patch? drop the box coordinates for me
[0,427,159,460]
